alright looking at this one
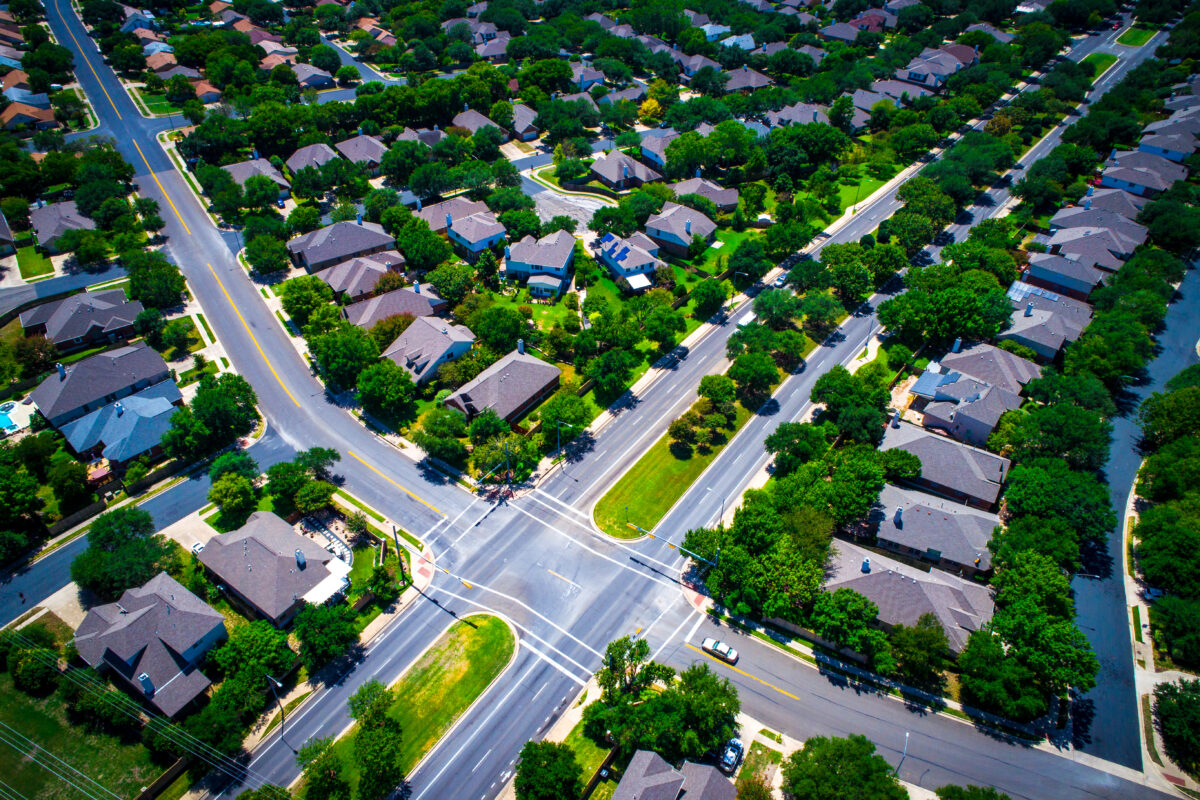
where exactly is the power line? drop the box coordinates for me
[0,777,29,800]
[0,727,106,800]
[0,720,120,800]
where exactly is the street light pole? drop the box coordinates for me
[267,674,293,751]
[894,731,909,775]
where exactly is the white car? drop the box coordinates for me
[702,637,739,664]
[773,274,787,288]
[191,542,205,555]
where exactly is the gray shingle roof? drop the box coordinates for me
[74,572,225,716]
[291,62,333,86]
[669,177,738,210]
[874,484,997,571]
[31,342,170,424]
[724,65,772,91]
[417,196,489,234]
[285,142,340,173]
[591,150,661,185]
[1082,187,1146,219]
[221,158,290,190]
[764,102,829,127]
[30,200,94,249]
[880,421,1010,507]
[60,380,181,463]
[20,290,143,346]
[613,751,735,800]
[646,202,717,243]
[452,108,504,136]
[506,230,575,272]
[450,211,505,245]
[287,221,395,268]
[444,349,560,422]
[382,316,475,382]
[1026,252,1105,292]
[314,251,405,301]
[510,102,538,135]
[198,511,345,623]
[937,343,1041,395]
[1003,280,1092,353]
[344,284,446,328]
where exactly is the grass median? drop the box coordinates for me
[330,614,515,792]
[1117,25,1155,47]
[1082,52,1118,82]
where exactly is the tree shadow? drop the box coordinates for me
[1078,537,1114,581]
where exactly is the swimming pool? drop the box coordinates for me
[0,412,16,432]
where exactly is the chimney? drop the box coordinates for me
[295,548,306,568]
[1024,302,1033,317]
[137,673,154,696]
[446,212,453,229]
[356,212,363,225]
[252,148,259,159]
[518,338,525,354]
[695,167,702,178]
[861,557,871,573]
[414,281,420,293]
[743,64,748,71]
[1109,148,1117,161]
[56,363,65,380]
[115,402,124,417]
[357,126,362,135]
[434,124,439,131]
[894,507,903,525]
[1086,185,1094,197]
[685,219,692,235]
[1083,198,1091,209]
[622,164,629,179]
[463,102,469,111]
[416,197,423,211]
[891,410,901,428]
[952,337,961,353]
[504,245,510,259]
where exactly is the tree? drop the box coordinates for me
[515,741,582,800]
[765,422,829,476]
[349,680,405,800]
[425,262,475,307]
[991,404,1112,472]
[539,389,591,447]
[212,621,292,685]
[828,259,871,302]
[1003,458,1115,543]
[596,637,675,702]
[473,306,526,352]
[208,473,257,520]
[1155,679,1200,774]
[936,787,1012,800]
[781,735,907,800]
[246,234,290,274]
[48,459,91,512]
[163,374,259,461]
[467,408,509,445]
[644,305,685,349]
[281,276,333,327]
[70,507,173,601]
[293,602,358,670]
[729,352,778,405]
[1140,387,1200,451]
[297,737,351,800]
[754,290,800,330]
[357,360,417,424]
[310,325,380,389]
[586,348,638,398]
[890,612,950,690]
[699,374,736,407]
[691,279,728,320]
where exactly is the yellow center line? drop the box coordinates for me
[685,643,801,701]
[206,262,300,407]
[54,0,121,119]
[133,140,191,235]
[348,451,444,516]
[548,569,580,588]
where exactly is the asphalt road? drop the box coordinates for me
[23,4,1181,798]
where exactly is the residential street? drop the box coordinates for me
[15,1,1185,797]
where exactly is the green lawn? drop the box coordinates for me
[1117,25,1155,47]
[178,359,219,387]
[15,246,53,279]
[489,287,579,332]
[740,740,782,781]
[203,492,275,533]
[0,665,168,800]
[134,88,185,117]
[836,169,887,212]
[196,312,215,343]
[563,719,611,780]
[683,228,760,276]
[330,615,515,793]
[1082,52,1118,81]
[595,403,753,538]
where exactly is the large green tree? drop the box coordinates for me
[515,741,582,800]
[781,735,906,800]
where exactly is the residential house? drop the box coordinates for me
[871,79,934,103]
[720,32,757,50]
[118,5,155,33]
[260,52,298,70]
[142,40,173,56]
[444,346,561,424]
[591,149,662,190]
[612,751,735,800]
[752,41,791,57]
[896,47,967,90]
[291,63,334,89]
[910,366,1022,447]
[700,22,732,41]
[635,34,671,55]
[60,381,183,467]
[599,84,647,105]
[526,274,564,298]
[448,210,506,259]
[1048,204,1148,245]
[797,44,827,65]
[20,290,144,350]
[880,420,1011,510]
[192,80,221,104]
[1081,186,1146,220]
[0,23,24,46]
[871,484,996,577]
[381,316,476,385]
[74,573,226,717]
[30,200,95,252]
[335,134,387,175]
[198,511,352,627]
[3,86,50,109]
[724,65,773,92]
[510,103,539,141]
[417,196,490,235]
[883,0,923,11]
[673,52,722,79]
[684,9,712,27]
[937,342,1041,395]
[30,343,172,427]
[145,51,176,72]
[1,69,29,92]
[208,0,231,12]
[221,158,290,196]
[669,177,738,212]
[504,230,575,281]
[452,108,507,139]
[1045,226,1141,271]
[559,91,599,114]
[1100,149,1188,196]
[764,102,829,128]
[639,129,679,170]
[850,8,896,32]
[998,281,1092,360]
[1139,132,1198,163]
[1,102,57,131]
[819,22,860,43]
[965,22,1014,43]
[285,142,341,174]
[584,11,615,29]
[0,44,23,69]
[344,283,447,328]
[570,61,604,90]
[645,202,716,256]
[597,231,663,291]
[156,64,200,80]
[313,251,405,302]
[287,220,396,272]
[825,538,994,652]
[1024,252,1105,299]
[476,33,510,61]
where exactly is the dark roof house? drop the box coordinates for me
[381,316,476,385]
[287,220,396,272]
[285,142,340,174]
[30,200,95,252]
[591,150,661,189]
[335,134,388,170]
[999,281,1092,360]
[31,343,171,427]
[880,421,1011,510]
[314,251,405,302]
[60,381,182,465]
[20,290,144,349]
[871,484,997,576]
[936,342,1041,395]
[444,347,561,423]
[344,283,447,327]
[669,177,738,212]
[613,750,735,800]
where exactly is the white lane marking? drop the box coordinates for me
[652,608,700,662]
[451,501,493,545]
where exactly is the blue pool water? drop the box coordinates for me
[0,413,14,429]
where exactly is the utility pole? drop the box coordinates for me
[267,675,293,751]
[392,525,406,582]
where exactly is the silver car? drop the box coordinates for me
[702,637,739,664]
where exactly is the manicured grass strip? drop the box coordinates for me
[1133,604,1143,642]
[564,719,611,779]
[595,403,753,538]
[1082,52,1118,82]
[336,489,385,522]
[758,727,783,744]
[1142,694,1164,766]
[332,615,515,793]
[0,671,167,799]
[263,690,312,736]
[15,246,53,279]
[196,312,215,343]
[740,740,782,780]
[1117,25,1155,47]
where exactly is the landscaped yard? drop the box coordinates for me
[563,718,611,780]
[330,615,515,793]
[1082,52,1118,81]
[15,246,53,279]
[1117,25,1156,47]
[594,403,753,537]
[739,740,783,782]
[133,88,185,117]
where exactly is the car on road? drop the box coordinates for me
[702,637,739,663]
[773,274,787,288]
[720,738,743,773]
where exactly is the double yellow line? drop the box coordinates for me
[349,451,444,516]
[686,643,801,701]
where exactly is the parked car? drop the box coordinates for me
[702,637,739,664]
[1142,587,1165,600]
[191,542,205,555]
[773,274,787,288]
[720,738,744,773]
